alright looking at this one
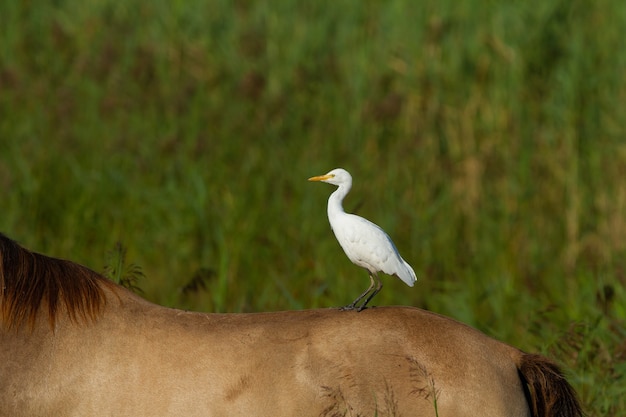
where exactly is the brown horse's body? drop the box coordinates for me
[0,234,582,417]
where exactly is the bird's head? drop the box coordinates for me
[308,168,352,187]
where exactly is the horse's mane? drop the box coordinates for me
[0,233,112,330]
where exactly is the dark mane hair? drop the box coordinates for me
[0,233,112,330]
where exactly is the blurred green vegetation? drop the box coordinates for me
[1,0,625,414]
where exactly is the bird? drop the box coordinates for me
[308,168,417,311]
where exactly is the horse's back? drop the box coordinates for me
[2,298,531,417]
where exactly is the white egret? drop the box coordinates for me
[308,168,417,311]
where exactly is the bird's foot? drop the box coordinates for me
[339,303,373,312]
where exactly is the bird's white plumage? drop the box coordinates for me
[331,212,415,286]
[308,168,416,310]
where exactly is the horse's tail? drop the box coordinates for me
[517,353,584,417]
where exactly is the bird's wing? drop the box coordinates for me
[333,214,414,284]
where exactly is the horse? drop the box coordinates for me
[0,233,582,417]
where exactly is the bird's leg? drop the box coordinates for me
[356,272,382,312]
[340,272,375,311]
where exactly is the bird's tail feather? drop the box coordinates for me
[397,260,417,287]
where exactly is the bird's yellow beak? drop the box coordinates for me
[308,174,334,182]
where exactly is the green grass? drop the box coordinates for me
[1,0,625,414]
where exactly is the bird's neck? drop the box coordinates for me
[328,185,348,218]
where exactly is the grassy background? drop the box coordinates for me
[1,0,625,414]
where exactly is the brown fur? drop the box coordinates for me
[518,354,584,417]
[0,234,113,330]
[0,234,583,417]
